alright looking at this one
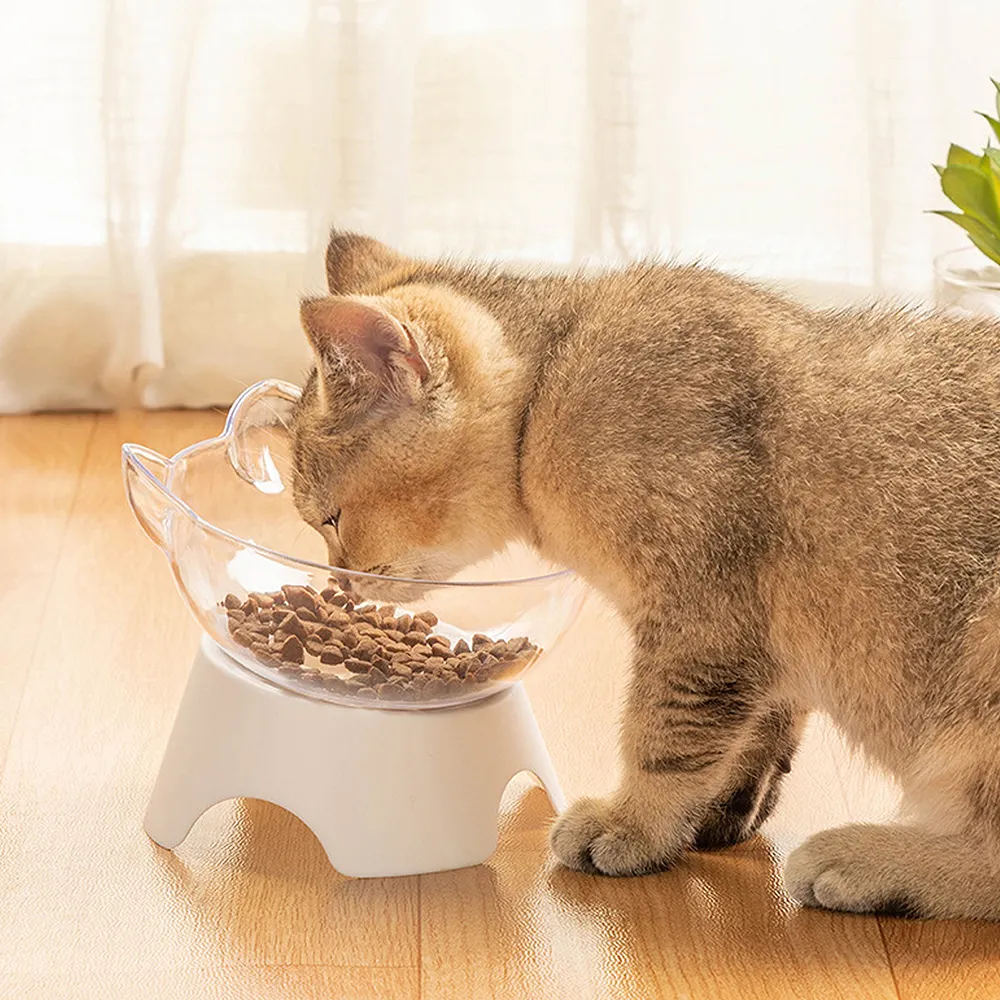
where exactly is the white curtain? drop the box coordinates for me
[2,0,999,411]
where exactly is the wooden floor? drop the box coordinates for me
[2,410,999,999]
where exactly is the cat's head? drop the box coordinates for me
[288,234,524,596]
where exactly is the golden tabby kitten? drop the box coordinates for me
[289,230,1000,920]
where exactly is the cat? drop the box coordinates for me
[289,230,1000,921]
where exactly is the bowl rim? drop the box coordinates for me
[124,383,575,590]
[933,246,1000,290]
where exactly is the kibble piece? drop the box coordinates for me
[395,614,413,632]
[296,607,319,623]
[224,594,242,610]
[415,610,438,628]
[276,611,309,641]
[232,627,256,648]
[472,633,490,650]
[340,627,360,649]
[356,686,377,700]
[426,634,449,648]
[423,676,446,699]
[424,656,445,670]
[391,662,413,679]
[377,683,403,701]
[401,631,424,646]
[411,644,433,657]
[410,618,431,635]
[344,657,370,674]
[280,585,315,613]
[480,653,500,670]
[355,637,379,659]
[453,639,470,655]
[368,666,388,686]
[278,634,305,664]
[444,678,462,696]
[320,646,344,665]
[383,629,405,642]
[256,593,275,608]
[326,608,351,627]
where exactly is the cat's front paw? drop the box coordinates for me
[784,825,924,917]
[549,797,677,876]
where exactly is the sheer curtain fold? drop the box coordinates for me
[1,0,998,411]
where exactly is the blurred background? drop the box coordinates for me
[2,0,1000,412]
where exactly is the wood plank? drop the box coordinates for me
[0,966,419,1000]
[0,414,95,775]
[881,919,1000,999]
[0,412,418,978]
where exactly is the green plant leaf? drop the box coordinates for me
[993,77,1000,119]
[934,163,945,177]
[930,210,1000,265]
[947,143,980,168]
[988,147,1000,173]
[979,149,1000,237]
[941,162,1000,227]
[977,112,1000,145]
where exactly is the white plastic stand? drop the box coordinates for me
[144,635,565,878]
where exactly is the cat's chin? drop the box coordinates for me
[350,578,434,606]
[337,566,450,607]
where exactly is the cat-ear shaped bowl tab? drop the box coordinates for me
[121,443,178,552]
[224,379,302,494]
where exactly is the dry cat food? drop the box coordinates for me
[220,584,539,703]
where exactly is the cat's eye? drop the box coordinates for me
[322,509,341,529]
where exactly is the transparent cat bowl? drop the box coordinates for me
[121,378,583,711]
[121,379,583,876]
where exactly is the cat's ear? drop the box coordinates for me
[300,296,430,407]
[325,230,410,294]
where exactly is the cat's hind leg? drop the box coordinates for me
[785,823,1000,920]
[693,703,805,850]
[785,747,1000,920]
